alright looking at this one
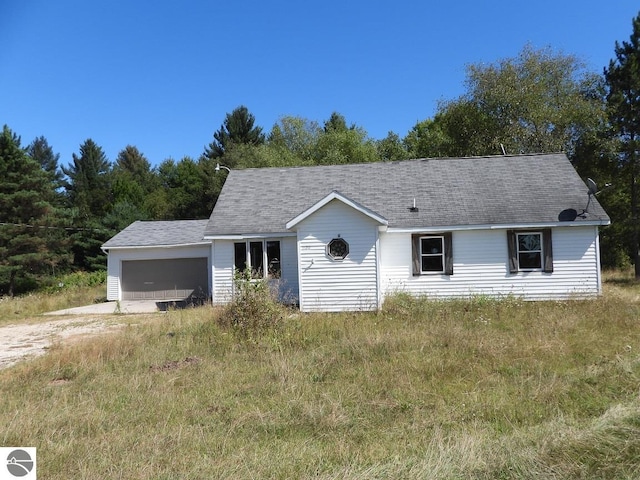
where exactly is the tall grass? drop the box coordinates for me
[0,272,639,478]
[0,271,107,325]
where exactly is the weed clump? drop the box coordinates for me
[217,270,286,339]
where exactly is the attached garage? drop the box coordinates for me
[121,257,208,300]
[102,220,212,302]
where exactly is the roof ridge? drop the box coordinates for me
[229,152,566,173]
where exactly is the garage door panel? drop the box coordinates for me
[121,258,208,301]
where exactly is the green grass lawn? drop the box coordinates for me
[1,272,639,479]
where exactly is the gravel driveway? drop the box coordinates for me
[0,317,130,370]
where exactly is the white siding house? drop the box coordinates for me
[211,236,299,305]
[102,220,211,302]
[104,154,610,311]
[379,225,602,301]
[290,198,382,312]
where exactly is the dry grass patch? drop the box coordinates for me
[0,285,106,326]
[1,277,639,478]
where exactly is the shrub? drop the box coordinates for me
[41,270,107,293]
[217,270,286,339]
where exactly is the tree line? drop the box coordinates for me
[2,12,640,294]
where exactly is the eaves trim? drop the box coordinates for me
[101,241,211,251]
[387,220,610,234]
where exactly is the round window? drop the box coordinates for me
[327,238,349,260]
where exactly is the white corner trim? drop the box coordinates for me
[285,190,388,230]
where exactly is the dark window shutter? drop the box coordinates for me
[507,230,518,273]
[542,228,553,273]
[411,234,420,276]
[444,232,453,275]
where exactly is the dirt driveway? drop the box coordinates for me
[0,302,170,370]
[0,316,130,370]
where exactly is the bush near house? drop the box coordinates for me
[216,270,289,339]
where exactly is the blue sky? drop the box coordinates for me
[1,1,638,167]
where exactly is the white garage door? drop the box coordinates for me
[121,258,208,300]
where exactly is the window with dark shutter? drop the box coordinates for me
[411,233,453,275]
[542,228,553,273]
[507,229,553,273]
[443,232,453,275]
[412,234,421,276]
[507,230,518,273]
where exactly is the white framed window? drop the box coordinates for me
[411,232,453,276]
[420,236,445,273]
[507,229,553,273]
[234,240,281,279]
[517,232,542,270]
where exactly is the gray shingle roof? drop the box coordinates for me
[204,154,609,236]
[103,220,210,248]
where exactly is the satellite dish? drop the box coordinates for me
[587,178,598,195]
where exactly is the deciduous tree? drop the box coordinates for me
[426,45,605,157]
[313,113,379,164]
[376,131,409,162]
[150,157,211,220]
[268,116,322,165]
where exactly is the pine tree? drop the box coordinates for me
[605,12,640,278]
[26,136,64,194]
[62,139,112,270]
[203,106,265,161]
[110,145,155,227]
[62,139,112,218]
[114,145,153,184]
[0,126,70,295]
